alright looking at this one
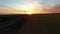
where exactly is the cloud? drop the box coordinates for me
[33,1,55,10]
[50,0,60,5]
[54,0,60,3]
[0,0,59,13]
[51,5,60,13]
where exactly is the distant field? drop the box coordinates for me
[0,13,60,34]
[30,13,60,34]
[19,13,60,34]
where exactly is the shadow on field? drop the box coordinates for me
[0,15,27,34]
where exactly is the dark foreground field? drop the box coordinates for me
[0,13,60,34]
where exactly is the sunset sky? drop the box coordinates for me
[0,0,58,10]
[0,0,60,14]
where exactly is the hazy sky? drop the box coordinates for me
[0,0,60,10]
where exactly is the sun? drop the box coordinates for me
[26,10,32,15]
[25,9,34,15]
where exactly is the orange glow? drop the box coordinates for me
[24,9,52,14]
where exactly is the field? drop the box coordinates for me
[0,13,60,34]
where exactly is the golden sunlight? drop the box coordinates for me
[23,3,35,14]
[25,9,35,15]
[21,3,44,14]
[19,2,53,14]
